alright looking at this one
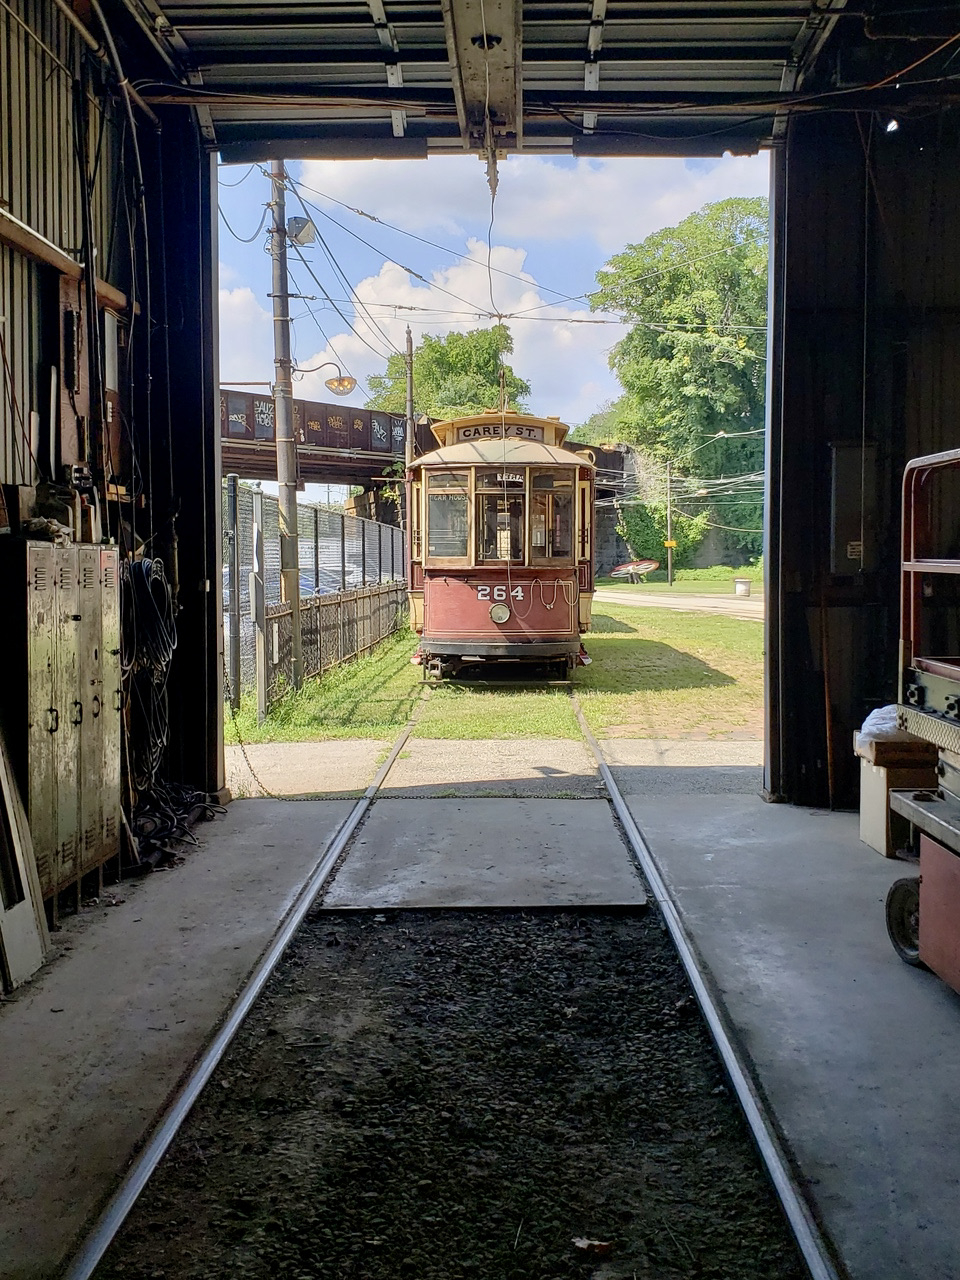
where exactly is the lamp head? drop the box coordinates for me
[325,374,357,397]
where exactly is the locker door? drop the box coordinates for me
[99,549,121,861]
[25,545,57,897]
[77,546,102,875]
[54,547,80,892]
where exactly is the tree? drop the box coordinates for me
[365,324,530,419]
[589,197,768,557]
[616,501,708,568]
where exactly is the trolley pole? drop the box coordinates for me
[270,158,303,690]
[666,459,674,587]
[404,325,415,470]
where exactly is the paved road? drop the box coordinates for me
[593,588,764,622]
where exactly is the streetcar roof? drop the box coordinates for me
[412,438,595,470]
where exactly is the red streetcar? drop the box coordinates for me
[407,412,596,678]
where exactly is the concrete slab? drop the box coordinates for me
[602,739,763,797]
[381,738,602,798]
[0,798,352,1280]
[322,798,646,908]
[226,740,387,797]
[627,793,960,1280]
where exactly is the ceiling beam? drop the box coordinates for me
[191,41,792,68]
[583,0,608,133]
[440,0,522,151]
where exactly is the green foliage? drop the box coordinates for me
[569,397,635,444]
[615,501,709,568]
[365,324,530,419]
[590,197,768,558]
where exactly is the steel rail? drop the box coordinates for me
[61,700,426,1280]
[571,695,843,1280]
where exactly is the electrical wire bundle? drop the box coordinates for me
[122,556,176,797]
[121,558,222,865]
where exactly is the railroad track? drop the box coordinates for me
[64,686,839,1280]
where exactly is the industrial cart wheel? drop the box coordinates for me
[885,877,923,967]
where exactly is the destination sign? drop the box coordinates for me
[456,423,545,442]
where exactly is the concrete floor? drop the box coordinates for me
[5,740,960,1280]
[225,740,387,797]
[627,784,960,1280]
[0,799,352,1280]
[321,797,647,908]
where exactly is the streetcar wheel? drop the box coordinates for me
[885,877,923,967]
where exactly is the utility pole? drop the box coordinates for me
[270,158,303,690]
[666,459,674,586]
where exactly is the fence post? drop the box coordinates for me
[378,525,384,583]
[391,527,395,580]
[226,473,241,711]
[340,513,347,591]
[361,520,367,586]
[251,485,267,724]
[314,507,320,591]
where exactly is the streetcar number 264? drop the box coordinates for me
[476,585,524,601]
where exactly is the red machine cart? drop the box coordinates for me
[887,448,960,989]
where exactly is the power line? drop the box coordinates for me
[218,203,268,243]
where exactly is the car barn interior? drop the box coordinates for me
[2,2,960,1277]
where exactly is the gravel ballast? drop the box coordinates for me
[96,909,806,1280]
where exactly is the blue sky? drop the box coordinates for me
[217,151,770,428]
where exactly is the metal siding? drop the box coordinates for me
[0,0,122,486]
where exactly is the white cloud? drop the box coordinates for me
[219,286,273,384]
[283,241,626,425]
[221,152,770,431]
[298,153,769,254]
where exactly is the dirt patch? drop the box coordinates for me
[96,911,804,1280]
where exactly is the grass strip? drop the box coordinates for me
[577,603,763,740]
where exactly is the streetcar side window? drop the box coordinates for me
[475,468,526,562]
[426,471,469,559]
[531,469,574,562]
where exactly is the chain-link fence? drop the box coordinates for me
[223,481,406,707]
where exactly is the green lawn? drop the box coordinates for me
[414,685,580,739]
[577,603,763,739]
[224,629,422,743]
[225,602,763,744]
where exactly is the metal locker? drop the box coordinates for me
[24,544,57,897]
[77,545,102,876]
[53,546,80,889]
[99,548,121,863]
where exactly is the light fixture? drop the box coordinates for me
[885,118,899,133]
[291,360,357,397]
[287,216,316,245]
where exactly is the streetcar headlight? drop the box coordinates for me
[489,603,511,624]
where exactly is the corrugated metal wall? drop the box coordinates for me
[768,108,960,807]
[0,0,123,486]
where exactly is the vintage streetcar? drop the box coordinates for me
[407,411,595,678]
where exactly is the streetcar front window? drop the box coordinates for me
[426,471,469,559]
[477,495,525,561]
[531,469,574,562]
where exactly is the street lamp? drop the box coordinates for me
[292,361,357,397]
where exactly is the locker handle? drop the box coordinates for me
[47,708,59,733]
[72,701,83,726]
[92,695,101,718]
